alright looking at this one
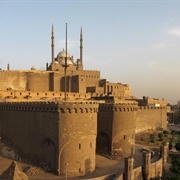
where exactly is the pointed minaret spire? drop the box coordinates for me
[51,24,55,64]
[80,26,83,66]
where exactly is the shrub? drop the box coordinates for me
[175,142,180,151]
[158,133,164,141]
[150,134,155,143]
[163,130,168,135]
[169,139,173,150]
[170,156,180,175]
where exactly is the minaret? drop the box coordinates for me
[80,27,83,66]
[51,24,55,64]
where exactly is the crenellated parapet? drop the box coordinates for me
[0,101,99,113]
[138,106,166,110]
[99,102,138,112]
[0,101,59,112]
[58,101,98,113]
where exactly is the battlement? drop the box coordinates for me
[58,101,99,113]
[0,101,99,113]
[0,101,59,112]
[99,103,138,112]
[138,106,166,110]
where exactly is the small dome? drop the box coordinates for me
[31,66,36,70]
[57,50,70,58]
[60,59,73,65]
[54,61,59,64]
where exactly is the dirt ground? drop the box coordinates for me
[0,145,159,180]
[1,125,179,180]
[0,154,122,180]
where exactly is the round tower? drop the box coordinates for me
[97,102,138,159]
[57,101,98,177]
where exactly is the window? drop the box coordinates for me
[79,144,81,149]
[124,135,126,140]
[90,142,92,148]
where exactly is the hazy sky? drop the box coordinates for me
[0,0,180,104]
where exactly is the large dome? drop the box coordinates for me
[60,59,73,65]
[57,50,71,58]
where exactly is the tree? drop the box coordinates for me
[158,133,164,141]
[170,156,180,175]
[174,110,180,124]
[175,142,180,151]
[169,139,173,150]
[150,134,155,143]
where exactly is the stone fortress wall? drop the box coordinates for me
[97,102,138,159]
[136,106,167,133]
[96,102,167,159]
[0,97,167,178]
[0,101,98,177]
[0,90,91,100]
[0,69,130,98]
[86,142,169,180]
[0,25,169,179]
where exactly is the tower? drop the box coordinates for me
[142,150,151,180]
[124,156,134,180]
[80,27,83,66]
[160,141,169,167]
[51,24,55,64]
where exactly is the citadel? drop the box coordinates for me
[0,25,169,180]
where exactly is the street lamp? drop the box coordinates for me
[65,163,69,180]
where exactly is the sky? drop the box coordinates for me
[0,0,180,104]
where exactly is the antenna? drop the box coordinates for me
[64,23,68,101]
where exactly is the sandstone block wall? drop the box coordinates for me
[136,107,167,133]
[0,90,91,100]
[0,101,59,172]
[97,103,138,159]
[0,101,98,177]
[58,102,98,176]
[0,71,27,90]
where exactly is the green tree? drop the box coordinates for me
[158,133,164,141]
[169,139,173,150]
[174,110,180,124]
[170,156,180,175]
[150,134,155,143]
[175,142,180,151]
[163,130,168,135]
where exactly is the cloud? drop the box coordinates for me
[168,27,180,37]
[152,41,170,49]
